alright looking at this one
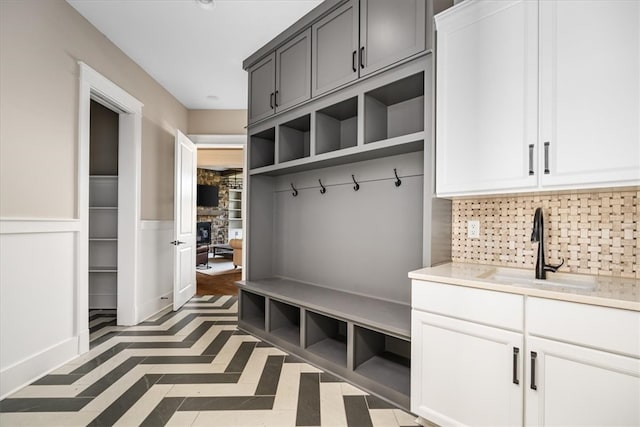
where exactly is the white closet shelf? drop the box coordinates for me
[89,206,118,210]
[89,267,117,273]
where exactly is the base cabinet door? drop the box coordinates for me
[411,310,523,426]
[526,336,640,426]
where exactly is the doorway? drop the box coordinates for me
[77,62,142,353]
[194,145,244,295]
[87,100,120,340]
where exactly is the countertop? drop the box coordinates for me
[409,262,640,311]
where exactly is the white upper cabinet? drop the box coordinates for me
[360,0,426,76]
[435,0,640,197]
[539,0,640,188]
[249,30,311,123]
[312,0,427,97]
[435,0,538,195]
[312,0,359,97]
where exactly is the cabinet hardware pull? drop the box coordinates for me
[394,168,402,187]
[274,90,279,107]
[513,347,520,385]
[319,179,327,194]
[352,174,360,191]
[528,144,534,175]
[352,50,357,72]
[530,351,538,390]
[544,142,550,174]
[270,92,274,109]
[290,183,298,197]
[359,46,365,69]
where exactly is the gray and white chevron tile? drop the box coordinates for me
[0,295,420,427]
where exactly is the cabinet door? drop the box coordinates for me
[539,1,640,188]
[526,336,640,426]
[435,1,538,196]
[248,53,275,123]
[412,310,523,426]
[311,0,359,97]
[359,0,426,76]
[275,29,311,113]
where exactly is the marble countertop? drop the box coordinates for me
[409,262,640,311]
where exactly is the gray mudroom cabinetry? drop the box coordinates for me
[240,0,453,410]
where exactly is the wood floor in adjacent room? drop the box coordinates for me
[196,271,240,296]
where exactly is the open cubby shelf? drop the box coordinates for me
[364,72,424,144]
[316,96,358,155]
[240,291,266,330]
[279,114,311,163]
[269,299,301,346]
[354,325,411,396]
[306,311,348,367]
[250,127,276,169]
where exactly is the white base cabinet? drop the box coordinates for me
[526,336,640,427]
[412,310,523,426]
[411,280,640,427]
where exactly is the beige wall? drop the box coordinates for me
[197,149,244,169]
[0,0,188,220]
[188,109,247,135]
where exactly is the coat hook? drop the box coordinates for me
[394,168,402,187]
[319,179,327,194]
[290,183,298,197]
[352,174,360,191]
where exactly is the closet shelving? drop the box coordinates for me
[88,175,118,307]
[228,188,243,240]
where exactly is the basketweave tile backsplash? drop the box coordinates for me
[451,189,639,279]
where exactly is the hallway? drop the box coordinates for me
[0,296,419,426]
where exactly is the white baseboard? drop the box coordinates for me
[0,336,79,399]
[138,291,173,322]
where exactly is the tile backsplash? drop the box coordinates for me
[451,189,638,278]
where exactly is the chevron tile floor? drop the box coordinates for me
[0,295,420,427]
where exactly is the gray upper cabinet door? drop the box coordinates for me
[312,0,359,97]
[360,0,426,76]
[276,29,311,113]
[248,53,276,123]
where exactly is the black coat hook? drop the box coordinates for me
[394,168,402,187]
[352,174,360,191]
[290,183,298,197]
[319,179,327,194]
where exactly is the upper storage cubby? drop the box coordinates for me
[315,97,358,155]
[364,72,424,144]
[279,114,311,163]
[250,127,276,169]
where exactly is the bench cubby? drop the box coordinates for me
[279,114,311,163]
[269,299,300,345]
[364,72,424,144]
[240,291,266,330]
[305,310,348,368]
[250,127,276,169]
[354,325,411,396]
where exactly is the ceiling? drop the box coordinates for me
[67,0,322,110]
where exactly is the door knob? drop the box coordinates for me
[170,240,186,246]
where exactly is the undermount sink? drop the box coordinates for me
[481,269,598,291]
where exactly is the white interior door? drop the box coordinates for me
[173,130,197,310]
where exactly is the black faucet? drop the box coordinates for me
[531,207,564,279]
